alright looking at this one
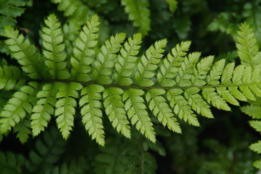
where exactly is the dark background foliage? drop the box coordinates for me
[0,0,261,173]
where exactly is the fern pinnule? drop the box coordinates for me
[31,83,62,136]
[13,114,31,143]
[236,22,260,69]
[146,89,181,133]
[0,151,25,172]
[167,89,200,126]
[135,39,167,87]
[121,0,151,36]
[0,0,31,36]
[176,52,200,86]
[123,88,156,142]
[71,14,99,82]
[93,33,126,84]
[42,14,70,80]
[114,33,142,86]
[184,88,213,118]
[192,56,214,86]
[26,126,66,173]
[0,82,38,134]
[5,26,45,79]
[157,41,191,87]
[55,82,82,139]
[80,84,105,146]
[0,65,26,90]
[103,87,131,139]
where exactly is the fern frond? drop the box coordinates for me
[13,114,31,143]
[167,89,199,126]
[0,0,32,36]
[103,87,131,138]
[80,84,105,146]
[0,151,25,173]
[243,2,261,47]
[51,0,94,26]
[26,126,66,173]
[114,33,142,86]
[121,0,151,35]
[55,82,82,139]
[0,65,26,90]
[31,83,62,136]
[93,33,126,84]
[95,137,159,174]
[0,82,38,134]
[236,22,260,69]
[4,26,45,79]
[135,39,167,87]
[71,15,99,82]
[146,89,181,133]
[157,41,191,87]
[123,88,156,142]
[42,14,70,80]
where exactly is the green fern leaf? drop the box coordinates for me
[207,59,225,85]
[0,65,26,90]
[166,0,177,13]
[0,151,25,173]
[217,87,239,106]
[236,22,260,69]
[114,33,142,86]
[46,157,87,174]
[249,120,261,132]
[55,82,82,139]
[135,152,157,174]
[241,105,261,119]
[121,0,151,35]
[31,83,62,136]
[103,87,131,138]
[202,88,231,111]
[135,39,167,87]
[192,56,214,86]
[243,2,261,47]
[167,89,200,126]
[146,89,181,133]
[184,88,214,118]
[0,0,32,36]
[250,141,261,153]
[239,66,255,100]
[157,41,191,87]
[4,26,45,79]
[80,84,105,146]
[123,88,155,142]
[26,126,66,173]
[42,14,70,79]
[93,33,126,84]
[0,82,38,134]
[176,52,201,86]
[13,114,31,143]
[71,15,99,82]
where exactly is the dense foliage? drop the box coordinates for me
[0,0,261,173]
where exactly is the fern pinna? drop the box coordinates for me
[1,14,261,148]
